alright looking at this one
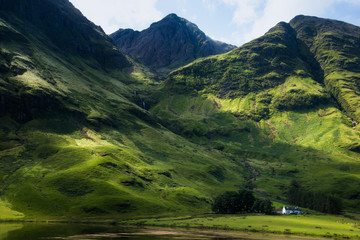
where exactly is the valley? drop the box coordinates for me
[0,2,360,237]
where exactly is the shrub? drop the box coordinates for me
[287,180,342,214]
[212,190,274,214]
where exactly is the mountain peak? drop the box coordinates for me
[149,13,187,28]
[111,14,236,74]
[163,13,180,20]
[266,21,294,34]
[290,14,360,35]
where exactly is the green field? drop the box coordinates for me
[122,214,360,238]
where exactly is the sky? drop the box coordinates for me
[69,0,360,46]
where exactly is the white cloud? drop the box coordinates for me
[202,0,218,13]
[243,0,334,42]
[69,0,162,33]
[235,0,263,26]
[219,0,264,25]
[220,0,356,45]
[340,0,360,4]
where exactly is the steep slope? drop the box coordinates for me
[110,14,236,75]
[0,0,247,219]
[0,0,129,70]
[166,21,329,119]
[290,15,360,123]
[0,0,132,123]
[152,16,360,211]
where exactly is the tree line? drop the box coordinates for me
[212,190,274,214]
[287,180,342,214]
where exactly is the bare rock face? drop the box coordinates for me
[110,14,236,73]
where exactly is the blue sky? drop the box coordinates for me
[70,0,360,46]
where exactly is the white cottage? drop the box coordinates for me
[282,206,303,215]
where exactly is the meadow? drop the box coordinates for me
[121,214,360,239]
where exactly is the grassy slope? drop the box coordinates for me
[152,92,360,209]
[1,6,360,222]
[290,15,360,123]
[0,7,247,220]
[153,18,360,212]
[0,116,247,219]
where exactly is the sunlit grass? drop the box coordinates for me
[123,214,360,238]
[0,200,24,220]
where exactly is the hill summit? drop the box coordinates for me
[166,15,360,123]
[110,13,236,75]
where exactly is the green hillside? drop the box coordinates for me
[154,17,360,212]
[0,0,248,219]
[1,0,360,220]
[290,15,360,123]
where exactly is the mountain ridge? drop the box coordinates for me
[152,14,360,213]
[0,0,130,70]
[0,0,247,218]
[110,13,236,75]
[166,15,360,122]
[290,15,360,122]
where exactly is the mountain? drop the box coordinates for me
[165,16,360,123]
[152,15,360,211]
[166,21,328,113]
[1,0,360,220]
[0,0,246,219]
[110,13,236,75]
[290,15,360,123]
[0,0,133,123]
[0,0,130,70]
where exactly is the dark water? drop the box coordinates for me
[0,223,326,240]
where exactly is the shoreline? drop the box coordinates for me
[0,221,333,240]
[1,214,360,239]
